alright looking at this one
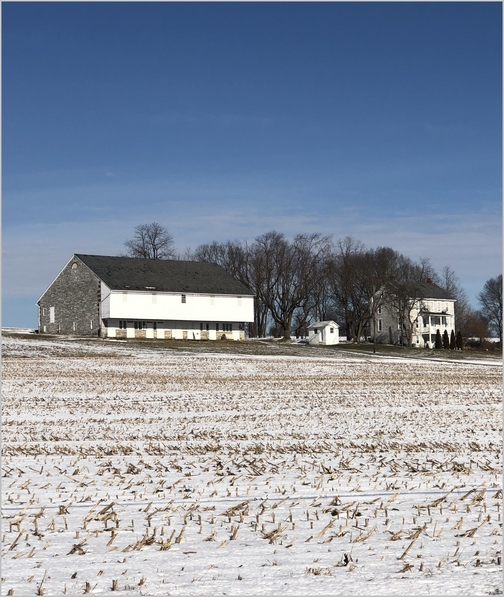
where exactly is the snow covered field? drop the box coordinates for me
[1,334,502,596]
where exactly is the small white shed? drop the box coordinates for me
[307,320,340,345]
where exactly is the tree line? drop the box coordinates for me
[123,222,502,345]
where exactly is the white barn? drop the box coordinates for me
[307,320,340,345]
[37,254,255,341]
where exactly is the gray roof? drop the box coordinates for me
[386,280,455,301]
[308,320,339,329]
[412,282,455,301]
[75,254,253,295]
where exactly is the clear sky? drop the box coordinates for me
[2,1,502,328]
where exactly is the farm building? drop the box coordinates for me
[374,278,456,348]
[37,254,255,340]
[307,320,340,345]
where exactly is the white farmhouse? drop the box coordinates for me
[37,254,254,341]
[374,278,456,348]
[307,320,340,345]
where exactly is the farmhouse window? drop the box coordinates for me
[181,294,186,303]
[330,328,334,333]
[42,307,46,316]
[377,305,382,314]
[50,307,55,323]
[377,319,383,332]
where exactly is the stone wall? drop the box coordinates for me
[38,257,101,336]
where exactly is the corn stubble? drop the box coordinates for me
[1,336,502,595]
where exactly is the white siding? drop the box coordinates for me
[103,290,254,323]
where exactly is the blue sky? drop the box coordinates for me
[2,1,502,328]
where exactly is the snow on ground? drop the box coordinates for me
[1,334,502,596]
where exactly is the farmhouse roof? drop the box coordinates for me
[75,254,253,295]
[414,281,455,300]
[385,280,455,301]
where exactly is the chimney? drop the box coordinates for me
[427,278,433,284]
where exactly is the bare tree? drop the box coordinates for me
[380,257,433,347]
[124,222,176,259]
[325,237,366,343]
[325,240,411,343]
[478,275,502,344]
[438,265,472,332]
[251,231,332,340]
[192,239,269,337]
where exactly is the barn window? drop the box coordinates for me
[377,319,383,332]
[330,327,334,333]
[71,262,78,271]
[181,294,186,303]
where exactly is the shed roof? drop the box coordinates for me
[75,254,253,295]
[307,320,339,329]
